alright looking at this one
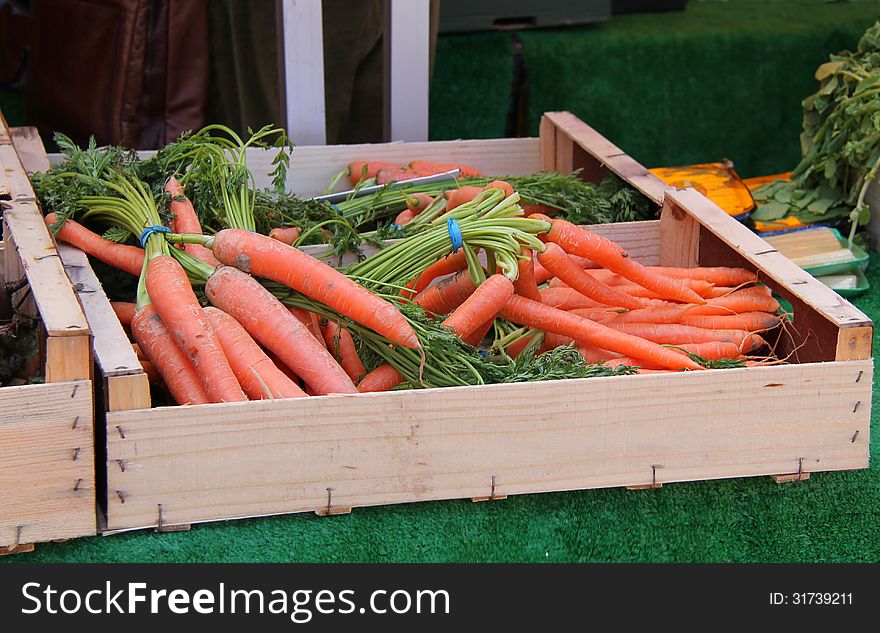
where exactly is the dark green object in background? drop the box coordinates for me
[431,0,880,178]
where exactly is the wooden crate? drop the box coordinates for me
[25,112,874,534]
[0,121,96,554]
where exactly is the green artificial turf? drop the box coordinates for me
[4,253,879,564]
[431,0,880,179]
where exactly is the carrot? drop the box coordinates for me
[513,250,542,302]
[445,186,484,211]
[408,160,482,178]
[204,307,307,400]
[269,226,301,245]
[321,320,367,383]
[683,291,780,316]
[289,307,327,348]
[534,259,554,285]
[376,167,420,184]
[348,160,403,184]
[462,316,494,346]
[132,342,146,361]
[139,359,162,386]
[358,364,405,393]
[536,215,706,304]
[484,180,514,197]
[111,301,137,326]
[130,304,210,405]
[506,333,540,359]
[393,209,416,227]
[604,322,766,352]
[204,265,358,395]
[538,242,645,310]
[680,312,781,332]
[145,255,246,403]
[442,274,514,336]
[567,308,626,323]
[45,213,144,276]
[499,295,703,371]
[574,272,716,297]
[165,176,221,267]
[676,341,745,361]
[577,345,622,363]
[413,269,477,316]
[365,276,511,392]
[541,331,576,350]
[407,250,469,295]
[539,287,608,311]
[406,193,435,215]
[583,305,689,324]
[647,266,757,287]
[211,229,420,350]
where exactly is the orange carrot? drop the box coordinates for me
[407,250,469,295]
[132,342,146,361]
[348,160,403,184]
[204,306,306,400]
[647,266,757,287]
[506,333,540,359]
[676,341,744,361]
[536,215,706,304]
[406,193,435,215]
[321,320,367,383]
[462,316,494,346]
[499,295,703,371]
[269,226,301,245]
[585,305,690,324]
[45,213,144,276]
[484,179,514,197]
[680,312,781,332]
[289,307,327,349]
[364,276,511,392]
[146,255,246,403]
[130,304,210,405]
[376,167,420,184]
[165,176,221,267]
[538,242,645,310]
[513,250,542,302]
[539,287,607,310]
[577,345,622,363]
[394,209,416,226]
[204,265,357,395]
[408,160,482,178]
[445,186,484,211]
[358,364,405,393]
[541,331,576,350]
[211,229,420,350]
[683,290,780,316]
[603,321,766,352]
[413,270,477,316]
[534,259,554,284]
[111,301,137,326]
[442,274,514,336]
[139,359,162,386]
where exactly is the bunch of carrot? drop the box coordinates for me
[40,127,783,408]
[347,159,483,186]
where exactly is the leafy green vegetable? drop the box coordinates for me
[754,21,880,245]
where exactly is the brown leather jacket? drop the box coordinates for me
[24,0,208,148]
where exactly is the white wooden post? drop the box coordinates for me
[278,0,327,145]
[384,0,431,142]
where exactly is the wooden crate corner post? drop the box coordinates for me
[1,121,97,555]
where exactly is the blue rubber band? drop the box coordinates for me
[389,223,404,232]
[447,218,463,252]
[139,225,171,248]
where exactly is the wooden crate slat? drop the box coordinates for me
[665,188,872,362]
[541,111,670,205]
[0,380,96,547]
[11,127,52,173]
[2,205,90,338]
[105,361,870,531]
[57,244,143,379]
[251,137,543,195]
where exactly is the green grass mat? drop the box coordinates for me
[5,253,879,564]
